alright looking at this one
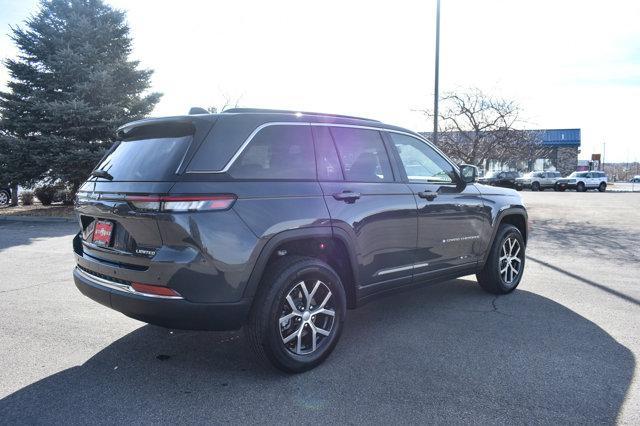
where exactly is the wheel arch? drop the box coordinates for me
[242,227,359,309]
[481,207,528,266]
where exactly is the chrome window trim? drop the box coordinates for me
[76,267,184,300]
[184,121,459,175]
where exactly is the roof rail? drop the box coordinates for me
[222,108,380,123]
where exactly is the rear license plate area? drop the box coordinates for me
[92,220,114,247]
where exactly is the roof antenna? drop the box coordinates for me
[189,107,209,115]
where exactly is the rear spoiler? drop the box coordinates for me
[116,117,197,140]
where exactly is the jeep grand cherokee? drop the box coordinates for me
[73,108,528,373]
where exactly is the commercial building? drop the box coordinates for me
[421,128,581,176]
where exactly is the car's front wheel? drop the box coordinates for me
[598,182,607,192]
[246,256,346,373]
[576,182,586,192]
[477,224,525,294]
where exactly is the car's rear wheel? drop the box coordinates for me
[598,182,607,192]
[0,190,9,205]
[531,181,540,191]
[576,182,586,192]
[477,224,525,294]
[554,183,561,191]
[245,256,346,373]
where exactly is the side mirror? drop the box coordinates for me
[459,164,477,184]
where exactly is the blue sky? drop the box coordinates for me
[1,0,639,163]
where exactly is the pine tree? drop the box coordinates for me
[0,0,161,194]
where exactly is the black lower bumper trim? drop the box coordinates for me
[73,268,250,331]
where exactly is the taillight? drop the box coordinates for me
[126,195,236,212]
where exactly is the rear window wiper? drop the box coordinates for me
[91,170,113,180]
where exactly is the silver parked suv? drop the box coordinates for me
[516,171,562,191]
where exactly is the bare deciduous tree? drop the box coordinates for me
[418,88,552,168]
[207,93,243,113]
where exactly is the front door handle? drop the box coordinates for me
[418,190,438,201]
[333,191,361,203]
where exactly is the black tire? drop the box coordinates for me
[477,224,526,295]
[554,183,561,192]
[245,255,346,373]
[515,185,523,191]
[531,181,540,191]
[0,190,9,205]
[598,182,606,192]
[576,182,586,192]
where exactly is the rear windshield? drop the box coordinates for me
[95,136,192,181]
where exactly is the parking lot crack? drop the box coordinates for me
[491,296,513,317]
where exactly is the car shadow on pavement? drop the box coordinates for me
[0,279,634,424]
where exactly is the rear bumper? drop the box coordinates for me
[73,267,251,330]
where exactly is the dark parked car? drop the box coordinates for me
[478,171,521,189]
[0,186,11,205]
[73,108,528,372]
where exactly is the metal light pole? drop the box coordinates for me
[433,0,441,146]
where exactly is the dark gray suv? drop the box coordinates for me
[73,108,528,372]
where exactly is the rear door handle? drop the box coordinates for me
[333,191,361,203]
[418,191,438,201]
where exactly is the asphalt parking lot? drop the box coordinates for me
[1,192,639,424]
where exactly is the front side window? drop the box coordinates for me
[389,133,455,183]
[330,127,393,182]
[229,125,315,179]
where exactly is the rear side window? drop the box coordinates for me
[229,125,315,180]
[95,136,192,181]
[330,127,393,182]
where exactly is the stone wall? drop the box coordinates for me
[555,146,579,176]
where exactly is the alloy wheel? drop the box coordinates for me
[0,191,8,205]
[279,280,335,355]
[499,236,522,285]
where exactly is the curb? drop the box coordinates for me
[0,215,76,223]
